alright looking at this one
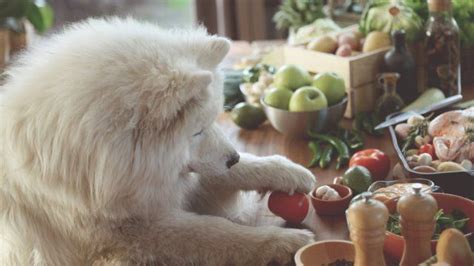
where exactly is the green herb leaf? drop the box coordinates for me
[387,209,469,240]
[25,1,54,33]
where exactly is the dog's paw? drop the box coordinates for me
[262,155,316,194]
[259,227,315,265]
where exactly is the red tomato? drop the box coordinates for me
[419,144,436,159]
[268,191,309,224]
[349,149,391,181]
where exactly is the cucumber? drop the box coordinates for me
[402,88,446,112]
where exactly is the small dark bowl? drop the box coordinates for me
[387,111,474,199]
[310,184,353,216]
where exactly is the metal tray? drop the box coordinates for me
[387,111,474,200]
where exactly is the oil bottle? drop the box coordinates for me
[375,72,405,120]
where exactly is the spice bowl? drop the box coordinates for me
[260,95,348,138]
[367,178,438,202]
[310,184,353,216]
[383,192,474,260]
[295,240,355,266]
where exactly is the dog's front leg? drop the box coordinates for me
[117,210,313,265]
[187,153,315,224]
[208,152,316,194]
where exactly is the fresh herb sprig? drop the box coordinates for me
[401,113,433,155]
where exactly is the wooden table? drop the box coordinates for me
[217,112,397,242]
[218,41,474,251]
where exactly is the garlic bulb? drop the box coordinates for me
[315,185,341,201]
[407,114,424,127]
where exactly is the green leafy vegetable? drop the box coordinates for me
[405,0,474,47]
[451,0,474,47]
[223,69,245,111]
[387,209,470,240]
[25,1,54,33]
[242,64,275,83]
[404,0,429,22]
[273,0,325,31]
[359,0,424,42]
[0,0,54,33]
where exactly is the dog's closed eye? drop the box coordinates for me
[193,129,204,137]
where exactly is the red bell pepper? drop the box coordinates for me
[349,149,391,181]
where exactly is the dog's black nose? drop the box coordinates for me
[226,153,240,169]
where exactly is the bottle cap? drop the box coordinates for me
[428,0,451,12]
[397,184,438,222]
[347,192,389,230]
[378,72,400,90]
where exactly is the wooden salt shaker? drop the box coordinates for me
[398,184,438,266]
[346,192,388,266]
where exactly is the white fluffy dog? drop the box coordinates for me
[0,18,316,265]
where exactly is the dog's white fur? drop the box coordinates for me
[0,18,316,265]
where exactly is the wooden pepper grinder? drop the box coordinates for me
[398,184,438,266]
[347,192,388,266]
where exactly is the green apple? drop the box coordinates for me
[289,86,328,112]
[312,72,346,106]
[264,87,293,110]
[273,64,312,91]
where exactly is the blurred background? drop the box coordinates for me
[1,0,472,86]
[50,0,195,31]
[47,0,362,41]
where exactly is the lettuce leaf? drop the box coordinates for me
[360,0,424,42]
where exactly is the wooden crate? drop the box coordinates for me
[282,46,390,118]
[347,81,381,116]
[0,20,34,70]
[0,30,10,67]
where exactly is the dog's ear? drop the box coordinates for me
[187,70,213,92]
[140,70,213,126]
[198,37,230,69]
[175,70,213,102]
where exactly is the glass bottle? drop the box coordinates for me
[375,73,405,120]
[425,0,461,96]
[384,30,418,103]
